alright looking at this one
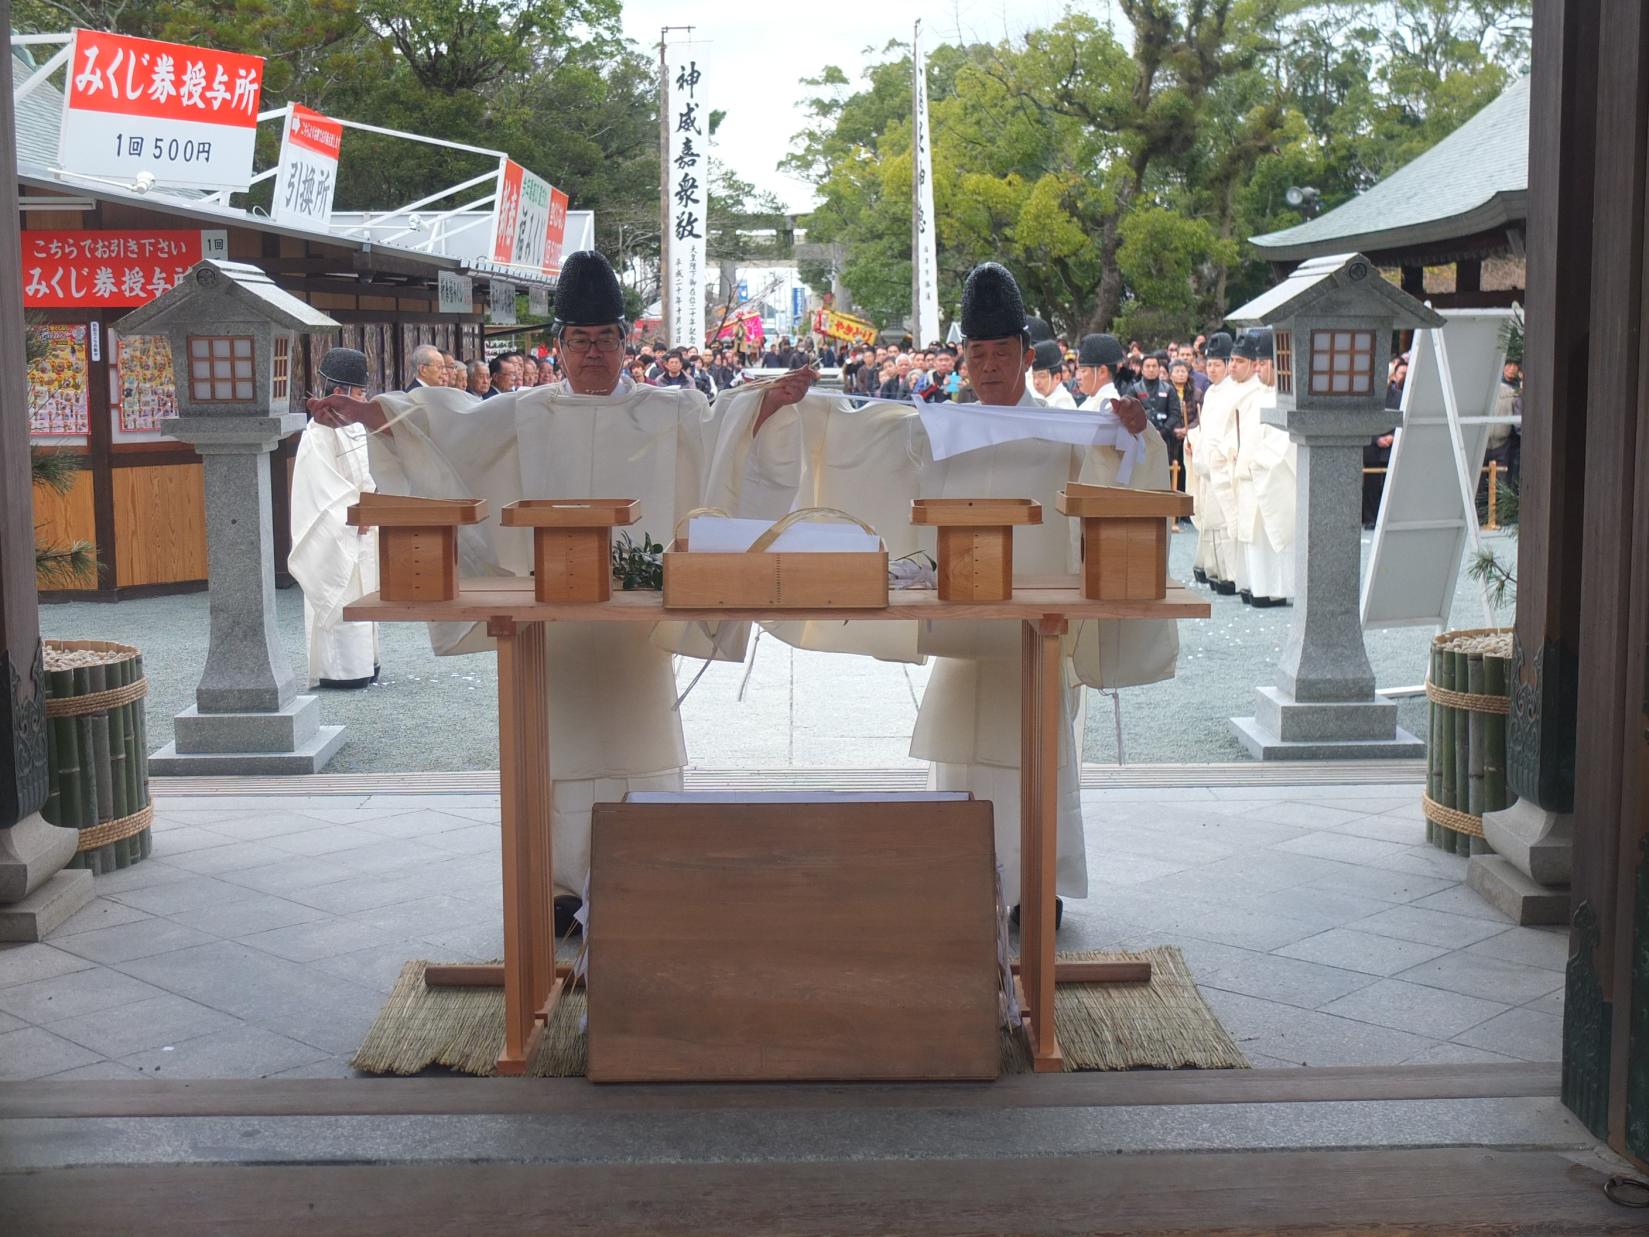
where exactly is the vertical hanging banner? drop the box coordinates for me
[910,20,941,348]
[58,29,264,191]
[663,42,708,348]
[490,159,571,276]
[270,104,342,228]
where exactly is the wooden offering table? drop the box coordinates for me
[345,581,1210,1076]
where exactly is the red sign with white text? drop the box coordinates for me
[59,29,264,190]
[490,159,570,275]
[285,103,342,158]
[21,229,228,308]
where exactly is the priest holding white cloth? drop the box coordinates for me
[289,347,382,690]
[723,264,1179,916]
[309,252,807,933]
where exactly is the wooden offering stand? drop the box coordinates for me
[346,493,486,602]
[348,580,1211,1076]
[1056,482,1193,601]
[910,498,1043,601]
[501,499,640,603]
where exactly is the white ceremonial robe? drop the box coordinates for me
[1041,382,1078,409]
[289,422,381,686]
[717,384,1177,903]
[1233,380,1297,601]
[1197,377,1243,586]
[365,379,746,896]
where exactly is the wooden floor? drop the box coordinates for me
[5,1066,1638,1235]
[7,1149,1638,1236]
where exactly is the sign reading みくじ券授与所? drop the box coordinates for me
[58,29,264,191]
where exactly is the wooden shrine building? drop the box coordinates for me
[1250,74,1529,309]
[15,49,555,601]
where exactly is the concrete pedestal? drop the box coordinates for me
[1232,439,1417,759]
[1465,799,1573,926]
[0,814,92,941]
[154,415,343,775]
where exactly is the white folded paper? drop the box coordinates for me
[915,397,1147,483]
[685,515,881,553]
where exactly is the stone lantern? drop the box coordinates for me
[1227,253,1444,759]
[116,261,346,773]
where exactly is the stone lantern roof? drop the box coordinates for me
[1227,253,1444,331]
[116,260,339,336]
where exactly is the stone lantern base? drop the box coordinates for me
[149,697,345,776]
[1230,687,1425,760]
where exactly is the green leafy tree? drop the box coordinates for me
[785,0,1529,339]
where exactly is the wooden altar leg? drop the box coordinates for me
[492,617,554,1076]
[1020,616,1066,1072]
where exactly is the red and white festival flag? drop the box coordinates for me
[270,104,342,228]
[490,159,570,275]
[21,228,229,308]
[58,29,264,191]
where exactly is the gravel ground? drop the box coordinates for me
[39,528,1514,771]
[1082,527,1513,764]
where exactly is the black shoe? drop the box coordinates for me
[1009,898,1064,930]
[1251,595,1288,608]
[1192,568,1208,584]
[1212,580,1236,595]
[554,895,583,938]
[317,665,380,690]
[1239,589,1253,604]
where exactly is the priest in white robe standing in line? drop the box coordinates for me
[722,263,1177,923]
[1230,328,1296,606]
[310,251,809,935]
[289,346,382,689]
[1030,339,1078,408]
[1188,331,1239,595]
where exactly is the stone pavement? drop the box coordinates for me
[0,779,1566,1081]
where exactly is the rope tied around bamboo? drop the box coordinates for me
[1424,627,1514,855]
[42,640,154,874]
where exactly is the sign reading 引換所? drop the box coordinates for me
[58,29,264,191]
[270,104,342,229]
[663,43,708,348]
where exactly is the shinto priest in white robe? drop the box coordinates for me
[708,383,1179,903]
[289,421,382,686]
[362,377,750,897]
[1194,372,1244,588]
[1231,377,1297,602]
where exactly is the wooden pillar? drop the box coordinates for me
[1400,265,1426,297]
[1454,259,1482,293]
[1514,0,1595,822]
[1539,0,1649,1171]
[0,3,46,830]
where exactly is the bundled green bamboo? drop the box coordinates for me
[42,641,152,873]
[1423,629,1514,854]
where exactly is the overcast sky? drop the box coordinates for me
[615,1,1125,214]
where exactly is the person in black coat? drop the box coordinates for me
[1362,359,1407,527]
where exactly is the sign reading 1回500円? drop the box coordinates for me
[58,28,264,191]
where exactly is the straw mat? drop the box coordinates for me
[352,945,1248,1077]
